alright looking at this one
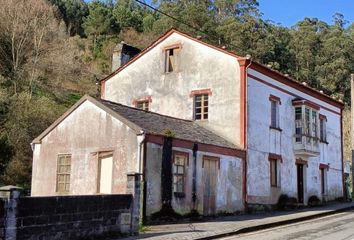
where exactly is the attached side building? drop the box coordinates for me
[31,95,246,217]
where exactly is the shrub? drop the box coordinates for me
[308,195,321,207]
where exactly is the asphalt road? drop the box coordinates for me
[223,210,354,240]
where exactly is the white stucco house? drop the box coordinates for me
[31,29,344,218]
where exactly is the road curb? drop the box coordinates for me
[194,205,354,240]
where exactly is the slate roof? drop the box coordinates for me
[97,98,240,150]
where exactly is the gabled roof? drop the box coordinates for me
[101,28,343,109]
[100,28,241,83]
[33,95,240,150]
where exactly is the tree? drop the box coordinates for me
[82,1,118,49]
[113,0,150,32]
[0,0,58,96]
[48,0,89,36]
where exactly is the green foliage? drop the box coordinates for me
[82,1,119,38]
[49,0,89,36]
[1,0,354,190]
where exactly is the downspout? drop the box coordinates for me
[242,56,252,210]
[136,132,146,223]
[137,131,145,174]
[192,143,198,210]
[340,108,346,199]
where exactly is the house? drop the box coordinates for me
[31,29,344,217]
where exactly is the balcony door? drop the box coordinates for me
[297,164,304,203]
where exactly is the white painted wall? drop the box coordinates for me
[104,32,241,146]
[247,69,343,204]
[31,100,139,196]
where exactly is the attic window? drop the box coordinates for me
[164,43,181,73]
[133,96,152,111]
[136,100,149,111]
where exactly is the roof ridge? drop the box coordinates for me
[98,97,195,123]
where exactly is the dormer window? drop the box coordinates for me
[164,43,181,73]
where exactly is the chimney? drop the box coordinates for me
[111,42,141,72]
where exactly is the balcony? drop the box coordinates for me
[294,134,320,157]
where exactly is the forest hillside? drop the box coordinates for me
[0,0,353,189]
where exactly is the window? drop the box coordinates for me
[295,107,302,142]
[319,115,327,142]
[164,44,181,73]
[270,100,278,128]
[56,154,71,193]
[136,100,149,111]
[173,152,188,197]
[269,95,281,129]
[269,153,281,188]
[293,101,319,143]
[194,94,208,120]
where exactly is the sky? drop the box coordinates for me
[258,0,354,27]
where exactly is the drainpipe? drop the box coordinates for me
[351,74,354,196]
[136,131,146,223]
[192,143,198,209]
[137,131,145,174]
[243,55,252,210]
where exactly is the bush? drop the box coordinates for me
[308,195,321,207]
[277,194,289,210]
[277,194,298,210]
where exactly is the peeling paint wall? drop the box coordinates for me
[31,100,139,196]
[247,69,343,205]
[104,32,241,146]
[145,143,243,216]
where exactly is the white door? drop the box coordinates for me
[99,155,113,194]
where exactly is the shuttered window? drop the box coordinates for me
[56,154,71,193]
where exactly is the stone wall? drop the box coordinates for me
[2,174,141,240]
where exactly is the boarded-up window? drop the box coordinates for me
[270,159,277,187]
[173,152,188,197]
[194,94,208,120]
[56,154,71,193]
[136,100,149,111]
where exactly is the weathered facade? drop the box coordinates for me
[32,29,344,218]
[32,96,245,217]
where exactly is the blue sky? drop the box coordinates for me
[258,0,354,27]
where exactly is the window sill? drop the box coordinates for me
[270,126,282,132]
[174,192,185,198]
[271,185,281,189]
[194,119,208,122]
[320,140,329,144]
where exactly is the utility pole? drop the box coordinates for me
[351,73,354,194]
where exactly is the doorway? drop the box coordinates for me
[203,157,218,215]
[98,153,113,194]
[297,164,304,204]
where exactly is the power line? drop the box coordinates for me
[134,0,229,48]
